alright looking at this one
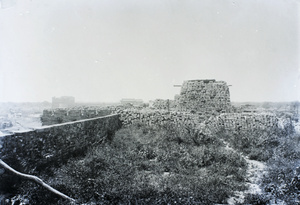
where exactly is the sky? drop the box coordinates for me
[0,0,299,103]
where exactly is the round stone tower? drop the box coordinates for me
[175,79,231,113]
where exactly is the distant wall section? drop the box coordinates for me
[41,107,112,126]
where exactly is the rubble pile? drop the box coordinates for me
[175,79,231,113]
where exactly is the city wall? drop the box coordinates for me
[201,113,282,135]
[114,109,288,136]
[41,106,288,135]
[0,114,121,176]
[41,107,112,126]
[116,109,202,127]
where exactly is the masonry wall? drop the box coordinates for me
[175,79,231,113]
[41,106,288,137]
[0,114,121,176]
[41,107,112,126]
[201,113,282,136]
[151,99,175,110]
[115,109,287,136]
[115,108,291,139]
[116,109,203,127]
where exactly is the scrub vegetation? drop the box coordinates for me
[3,121,300,204]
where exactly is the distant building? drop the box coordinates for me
[52,96,75,109]
[120,98,143,106]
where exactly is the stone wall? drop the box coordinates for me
[151,99,175,110]
[200,113,284,136]
[175,79,231,113]
[42,106,205,128]
[40,106,289,139]
[0,114,121,176]
[115,109,286,137]
[41,107,112,126]
[116,109,203,127]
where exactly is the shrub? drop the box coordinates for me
[11,123,249,204]
[244,131,300,204]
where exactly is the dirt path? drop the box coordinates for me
[244,158,266,194]
[220,139,267,204]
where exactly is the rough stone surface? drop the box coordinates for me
[116,109,203,127]
[175,79,231,113]
[151,99,175,110]
[199,113,293,136]
[41,107,112,126]
[0,114,121,176]
[114,109,288,136]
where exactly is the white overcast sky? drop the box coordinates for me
[0,0,299,102]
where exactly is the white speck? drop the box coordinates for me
[163,172,170,176]
[217,11,220,14]
[95,59,103,63]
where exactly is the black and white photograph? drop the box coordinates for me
[0,0,299,204]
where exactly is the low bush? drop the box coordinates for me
[244,132,300,204]
[214,118,300,204]
[12,123,248,204]
[217,128,283,162]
